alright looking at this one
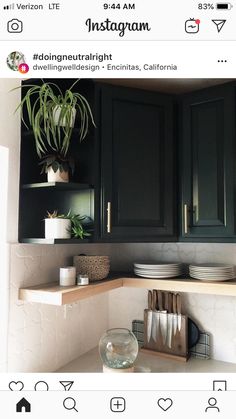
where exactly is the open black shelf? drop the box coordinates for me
[21,182,93,190]
[20,238,92,244]
[22,127,82,138]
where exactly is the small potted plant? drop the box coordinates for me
[69,213,91,239]
[45,210,71,239]
[14,79,95,182]
[45,210,91,239]
[39,154,75,183]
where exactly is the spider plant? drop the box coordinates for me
[13,79,95,171]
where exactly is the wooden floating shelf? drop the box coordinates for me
[122,276,236,297]
[18,274,236,306]
[19,278,123,306]
[22,182,93,190]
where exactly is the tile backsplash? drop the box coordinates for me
[8,243,111,372]
[7,242,236,371]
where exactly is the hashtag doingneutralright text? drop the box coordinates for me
[32,53,112,63]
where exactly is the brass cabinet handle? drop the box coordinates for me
[184,204,189,235]
[107,202,111,233]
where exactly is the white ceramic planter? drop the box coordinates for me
[45,218,71,239]
[53,106,76,127]
[47,166,69,183]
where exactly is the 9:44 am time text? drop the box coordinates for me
[103,3,136,9]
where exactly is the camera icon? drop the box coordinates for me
[7,19,23,33]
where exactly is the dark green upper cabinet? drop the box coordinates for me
[99,85,176,242]
[180,84,236,240]
[19,79,236,244]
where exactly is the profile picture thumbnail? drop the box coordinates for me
[6,51,28,72]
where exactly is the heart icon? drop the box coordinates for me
[9,381,24,391]
[157,398,173,411]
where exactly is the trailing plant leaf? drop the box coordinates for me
[12,79,96,161]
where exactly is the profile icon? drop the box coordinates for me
[205,397,220,412]
[6,51,29,73]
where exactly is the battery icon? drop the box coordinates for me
[216,3,233,9]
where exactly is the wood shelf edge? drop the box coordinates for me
[18,274,236,306]
[19,278,123,306]
[122,276,236,296]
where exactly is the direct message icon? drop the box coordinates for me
[59,381,74,391]
[157,398,173,411]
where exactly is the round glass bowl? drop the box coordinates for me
[99,328,139,372]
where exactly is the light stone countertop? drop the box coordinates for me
[57,347,236,373]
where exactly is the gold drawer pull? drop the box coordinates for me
[184,204,189,235]
[107,202,111,233]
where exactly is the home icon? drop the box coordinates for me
[16,397,31,413]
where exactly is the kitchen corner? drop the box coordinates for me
[8,241,236,373]
[2,78,236,373]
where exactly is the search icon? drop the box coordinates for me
[63,397,78,412]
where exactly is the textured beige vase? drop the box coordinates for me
[73,255,110,282]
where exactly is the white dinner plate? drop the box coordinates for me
[134,269,182,275]
[189,263,234,270]
[134,262,181,270]
[134,268,182,273]
[190,270,234,275]
[190,276,234,281]
[134,272,182,279]
[189,270,234,276]
[190,275,233,282]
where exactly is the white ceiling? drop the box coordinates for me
[96,78,233,94]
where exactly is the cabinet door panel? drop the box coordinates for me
[192,99,225,227]
[113,100,163,226]
[181,85,235,239]
[100,86,176,241]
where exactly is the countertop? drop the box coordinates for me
[57,347,236,373]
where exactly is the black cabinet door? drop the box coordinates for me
[180,84,235,240]
[99,85,176,241]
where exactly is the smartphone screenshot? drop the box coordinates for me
[0,0,236,417]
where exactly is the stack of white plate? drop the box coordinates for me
[189,263,235,282]
[133,262,183,279]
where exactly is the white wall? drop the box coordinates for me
[9,244,110,372]
[0,79,21,242]
[0,79,21,372]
